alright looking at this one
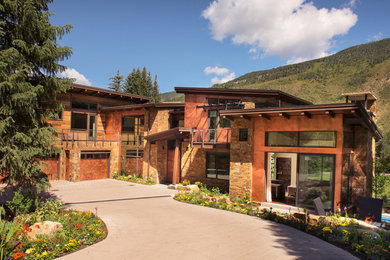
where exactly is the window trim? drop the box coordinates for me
[206,152,230,180]
[71,100,98,112]
[265,131,337,148]
[70,112,97,133]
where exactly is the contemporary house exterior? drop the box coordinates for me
[45,84,381,211]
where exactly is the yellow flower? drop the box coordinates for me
[96,231,101,235]
[25,248,35,254]
[322,227,333,233]
[42,251,48,257]
[342,230,351,236]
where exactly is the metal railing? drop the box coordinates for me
[121,131,144,147]
[191,128,231,147]
[60,129,120,145]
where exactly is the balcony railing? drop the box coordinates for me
[191,128,231,148]
[60,129,120,145]
[121,131,144,147]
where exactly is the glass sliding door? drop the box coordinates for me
[297,154,335,210]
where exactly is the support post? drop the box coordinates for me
[172,139,180,184]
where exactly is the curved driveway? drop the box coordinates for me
[51,179,357,260]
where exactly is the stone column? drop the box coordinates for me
[172,139,181,184]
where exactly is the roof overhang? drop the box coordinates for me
[174,87,311,105]
[220,103,382,140]
[100,102,184,112]
[342,92,377,102]
[144,127,192,142]
[69,84,152,103]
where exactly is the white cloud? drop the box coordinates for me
[58,68,91,86]
[202,0,358,64]
[372,32,384,41]
[204,66,236,84]
[211,72,236,84]
[204,66,230,76]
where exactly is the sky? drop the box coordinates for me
[49,0,390,93]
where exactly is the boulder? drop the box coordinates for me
[293,212,307,222]
[187,185,200,192]
[167,184,176,190]
[27,221,63,241]
[308,215,327,226]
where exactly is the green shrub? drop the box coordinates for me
[6,189,36,216]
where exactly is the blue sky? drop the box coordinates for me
[49,0,389,93]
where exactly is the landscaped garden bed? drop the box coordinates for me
[1,191,106,260]
[113,172,155,185]
[174,183,390,260]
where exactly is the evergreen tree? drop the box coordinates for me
[152,74,161,103]
[0,0,73,190]
[108,70,123,92]
[123,66,155,98]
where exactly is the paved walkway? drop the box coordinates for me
[50,179,357,260]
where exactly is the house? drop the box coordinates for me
[45,84,381,211]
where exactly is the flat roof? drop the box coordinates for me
[69,84,152,103]
[174,87,311,105]
[101,102,184,112]
[220,103,382,140]
[342,92,377,101]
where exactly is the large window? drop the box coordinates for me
[297,154,334,210]
[71,101,97,111]
[206,153,230,180]
[71,113,88,130]
[207,98,240,129]
[122,115,144,132]
[266,131,336,148]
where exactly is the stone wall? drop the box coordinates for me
[229,118,253,199]
[181,142,230,192]
[143,108,171,183]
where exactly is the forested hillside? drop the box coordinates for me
[163,39,390,132]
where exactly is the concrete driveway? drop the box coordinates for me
[50,179,357,260]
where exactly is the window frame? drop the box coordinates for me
[265,131,337,148]
[206,152,230,180]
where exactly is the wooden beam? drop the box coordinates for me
[325,110,335,118]
[222,115,235,121]
[258,113,270,120]
[300,111,312,118]
[279,112,290,119]
[351,109,357,117]
[239,115,251,120]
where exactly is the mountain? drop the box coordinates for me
[163,39,390,133]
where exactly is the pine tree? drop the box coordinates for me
[108,70,123,92]
[152,74,161,103]
[123,66,155,98]
[0,0,73,190]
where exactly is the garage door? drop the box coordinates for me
[80,151,110,181]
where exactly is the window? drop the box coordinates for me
[239,128,248,141]
[126,149,143,158]
[299,132,336,148]
[266,132,298,147]
[266,131,337,148]
[71,101,97,111]
[255,102,278,108]
[297,154,334,210]
[71,113,88,130]
[206,153,230,180]
[207,98,240,129]
[122,115,144,133]
[81,153,109,159]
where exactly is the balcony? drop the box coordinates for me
[191,128,231,148]
[59,129,120,148]
[121,132,144,147]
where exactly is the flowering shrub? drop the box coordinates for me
[174,183,390,260]
[1,197,106,260]
[113,173,155,185]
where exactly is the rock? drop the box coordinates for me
[357,229,381,239]
[168,184,176,189]
[187,185,200,192]
[308,215,326,225]
[176,184,188,191]
[27,221,63,241]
